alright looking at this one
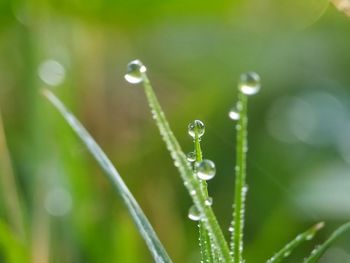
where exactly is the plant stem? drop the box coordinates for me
[142,75,232,262]
[232,91,248,263]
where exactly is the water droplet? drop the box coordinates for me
[228,107,240,120]
[236,101,243,110]
[186,151,196,162]
[283,251,291,257]
[190,190,196,196]
[228,226,234,232]
[242,185,248,195]
[195,159,216,180]
[239,72,261,95]
[188,120,205,138]
[306,233,315,240]
[188,205,201,221]
[124,59,147,84]
[38,59,66,87]
[45,187,72,217]
[205,197,213,206]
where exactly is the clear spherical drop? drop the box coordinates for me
[124,59,147,84]
[188,205,201,221]
[186,151,196,162]
[239,72,261,95]
[195,159,216,180]
[188,120,205,138]
[205,197,213,206]
[228,107,240,120]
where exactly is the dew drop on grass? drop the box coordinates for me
[195,159,216,180]
[283,251,291,257]
[205,197,213,206]
[188,205,201,221]
[38,59,66,87]
[188,120,205,138]
[186,151,196,162]
[306,233,315,240]
[239,72,261,95]
[124,59,147,84]
[228,107,240,120]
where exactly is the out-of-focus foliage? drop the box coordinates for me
[0,0,350,262]
[332,0,350,17]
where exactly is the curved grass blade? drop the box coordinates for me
[140,75,232,262]
[42,89,172,263]
[304,222,350,263]
[266,222,325,263]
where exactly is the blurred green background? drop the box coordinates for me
[1,0,350,262]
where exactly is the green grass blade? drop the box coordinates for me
[192,126,213,263]
[231,92,248,262]
[229,72,260,262]
[266,222,325,263]
[141,75,232,262]
[0,220,28,263]
[0,111,26,240]
[304,222,350,263]
[42,89,172,263]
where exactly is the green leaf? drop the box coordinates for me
[304,222,350,263]
[42,89,172,263]
[266,222,325,263]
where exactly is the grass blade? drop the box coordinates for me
[191,124,214,263]
[304,222,350,263]
[231,91,248,262]
[140,73,231,262]
[0,111,26,239]
[266,222,325,263]
[230,72,260,262]
[42,89,172,263]
[0,220,28,263]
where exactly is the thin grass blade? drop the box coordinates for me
[231,72,261,262]
[42,89,172,263]
[304,222,350,263]
[0,220,28,263]
[192,125,214,263]
[0,111,26,239]
[266,222,325,263]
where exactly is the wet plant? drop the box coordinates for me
[44,59,350,263]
